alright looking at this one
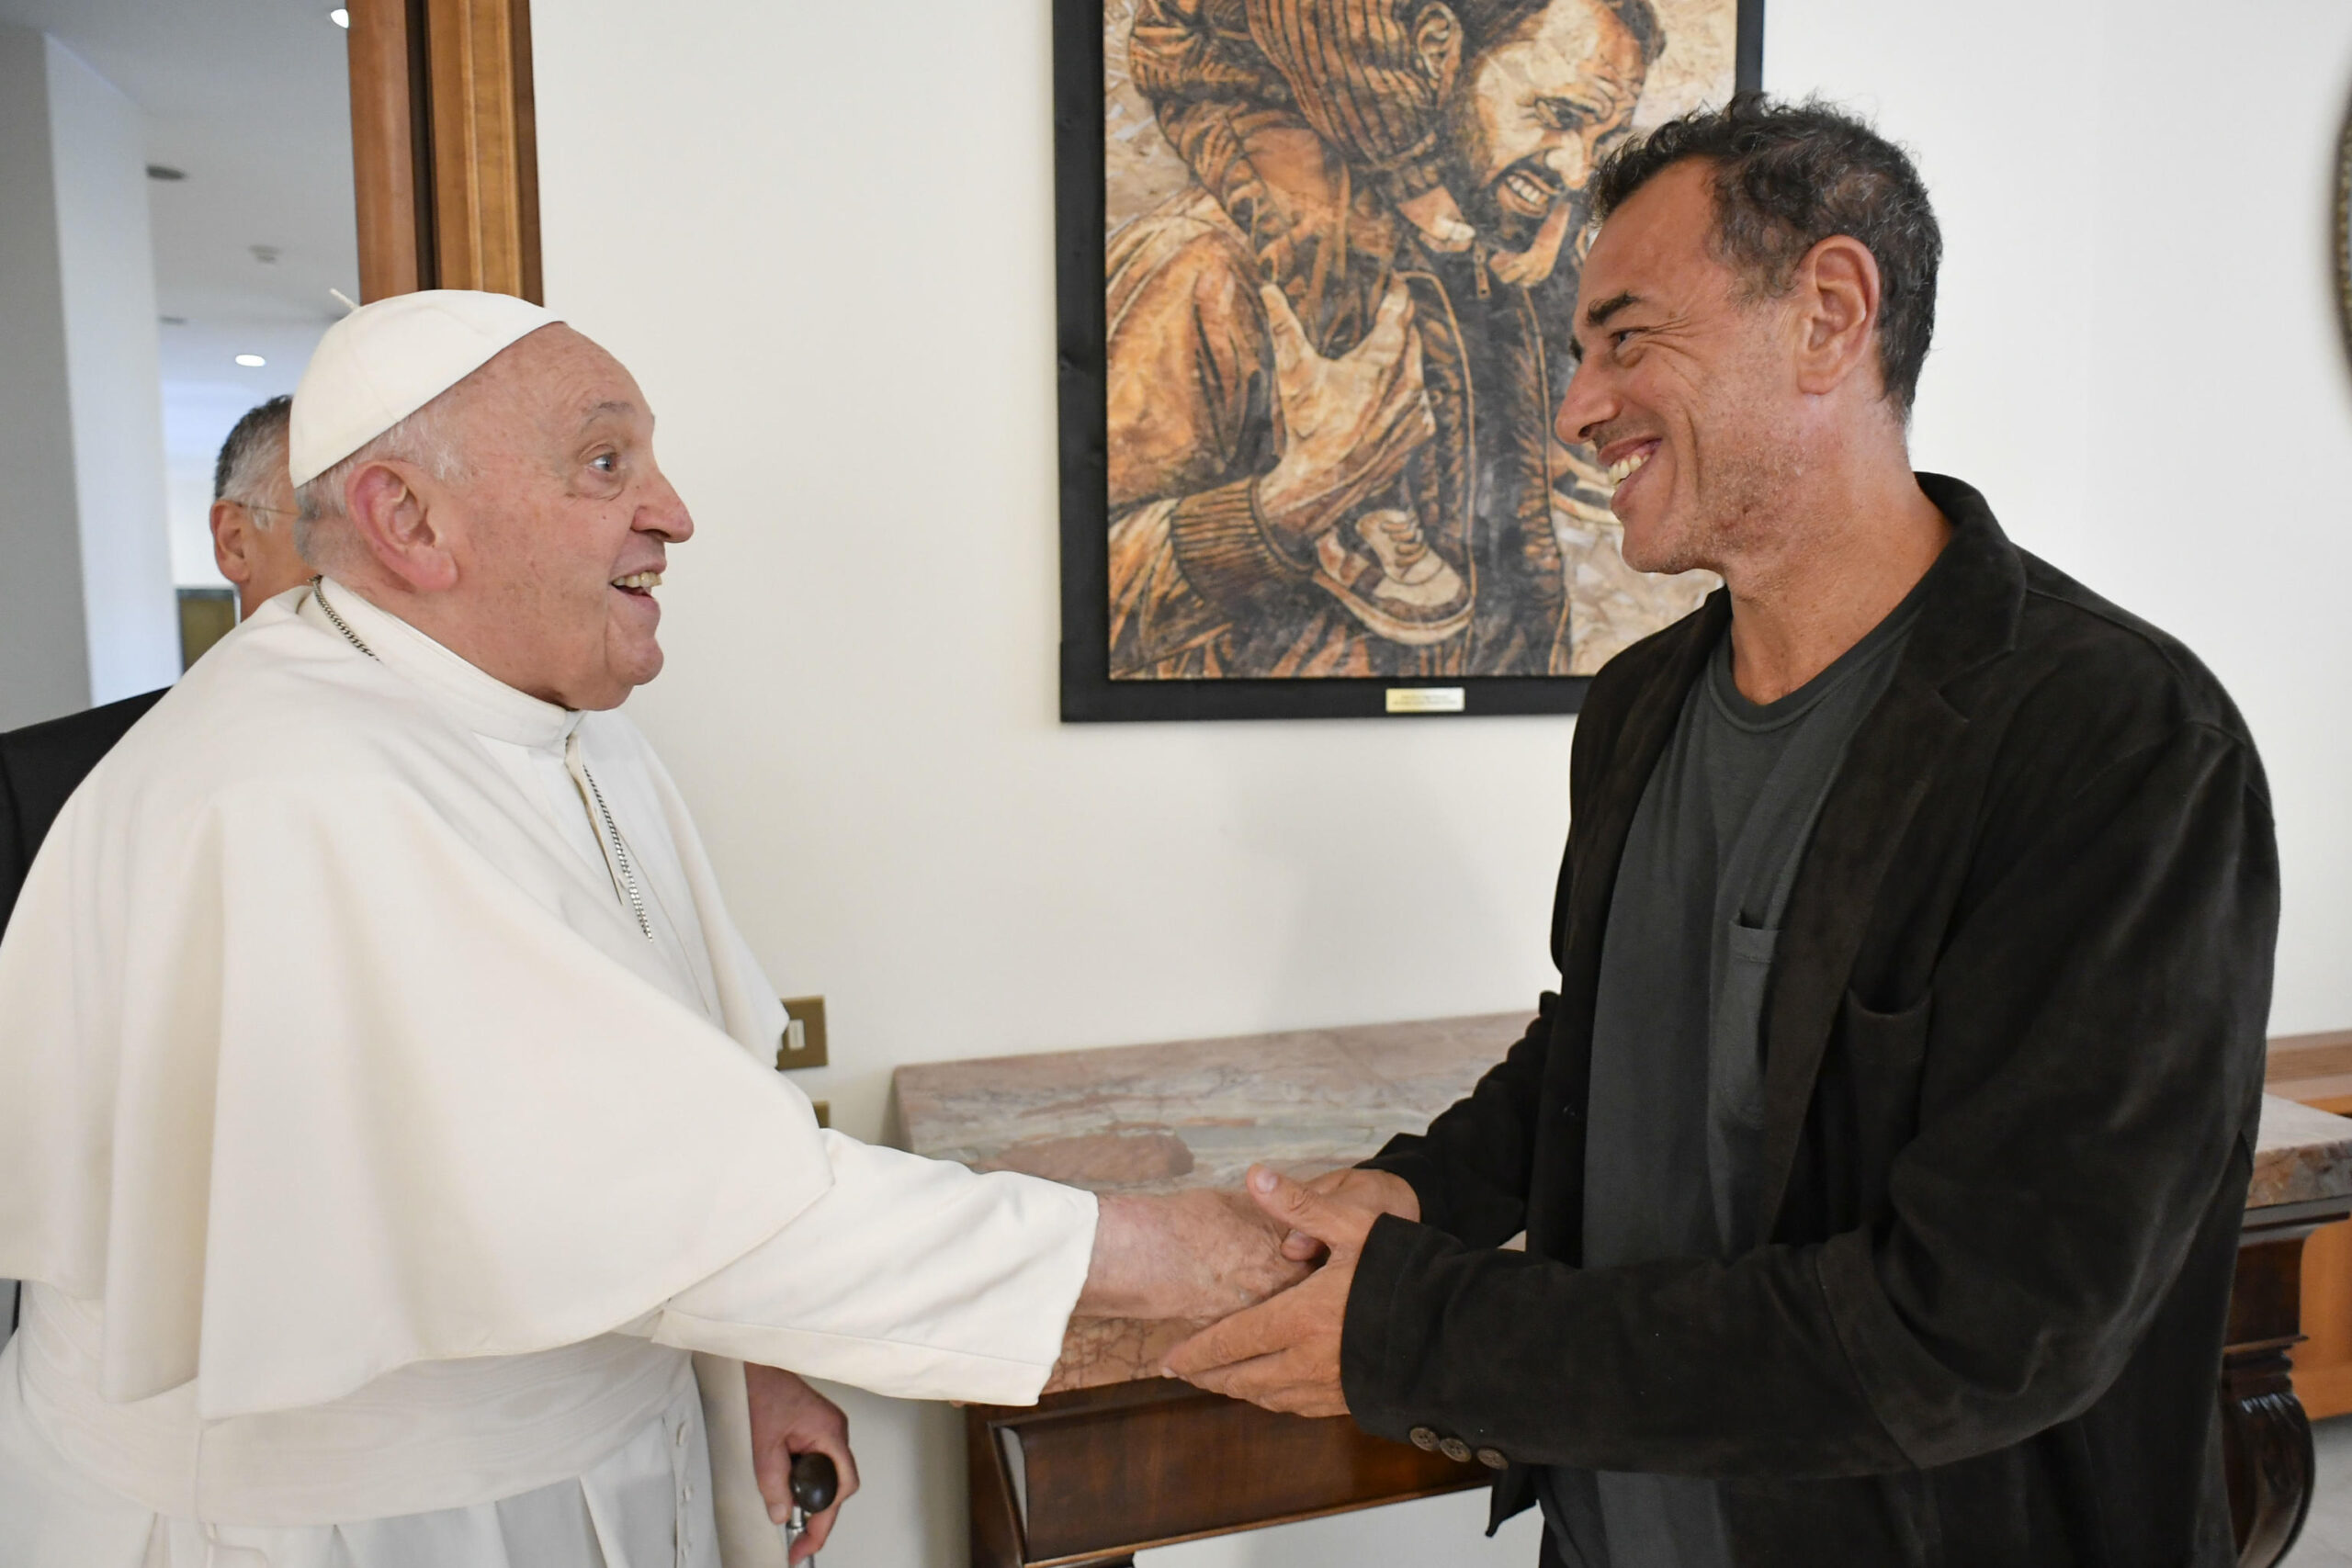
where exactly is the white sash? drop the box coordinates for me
[12,1284,690,1527]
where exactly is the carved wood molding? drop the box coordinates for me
[2222,1344,2316,1568]
[346,0,541,304]
[2222,1210,2346,1568]
[966,1379,1484,1567]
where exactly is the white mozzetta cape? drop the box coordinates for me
[0,587,1093,1555]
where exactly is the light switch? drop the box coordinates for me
[777,996,829,1070]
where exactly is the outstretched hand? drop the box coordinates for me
[1162,1165,1413,1417]
[1078,1185,1314,1322]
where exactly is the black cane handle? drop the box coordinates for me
[789,1451,839,1515]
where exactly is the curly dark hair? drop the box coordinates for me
[1593,91,1941,413]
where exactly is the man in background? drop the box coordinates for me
[207,393,310,620]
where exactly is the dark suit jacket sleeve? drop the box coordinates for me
[0,688,167,941]
[0,751,25,936]
[1340,718,2277,1480]
[1358,997,1556,1247]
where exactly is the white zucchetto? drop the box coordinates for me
[289,288,564,487]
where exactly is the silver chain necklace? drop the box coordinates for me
[313,577,654,942]
[312,576,375,660]
[574,749,653,941]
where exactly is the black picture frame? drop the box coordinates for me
[1057,0,1765,722]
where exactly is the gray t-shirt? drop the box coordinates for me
[1543,591,1924,1568]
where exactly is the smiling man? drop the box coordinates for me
[1169,96,2278,1567]
[0,291,1306,1568]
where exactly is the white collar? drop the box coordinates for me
[304,578,582,751]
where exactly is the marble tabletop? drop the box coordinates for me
[893,1016,2352,1392]
[2251,1092,2352,1209]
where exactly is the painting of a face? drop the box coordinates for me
[1449,0,1647,247]
[1071,0,1749,718]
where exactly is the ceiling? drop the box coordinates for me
[0,0,358,582]
[0,0,358,351]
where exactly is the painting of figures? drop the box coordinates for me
[1062,0,1758,719]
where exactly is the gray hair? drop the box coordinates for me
[294,400,471,572]
[213,396,293,525]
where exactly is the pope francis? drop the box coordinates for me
[0,292,1300,1567]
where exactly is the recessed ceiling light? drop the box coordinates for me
[145,164,185,182]
[234,354,266,368]
[329,8,349,26]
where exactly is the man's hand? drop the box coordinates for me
[1079,1186,1314,1321]
[1253,280,1436,547]
[1274,1167,1420,1262]
[1162,1166,1382,1417]
[745,1364,860,1563]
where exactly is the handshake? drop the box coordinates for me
[749,1165,1423,1559]
[1080,1163,1424,1419]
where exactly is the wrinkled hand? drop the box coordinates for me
[745,1364,860,1563]
[1254,280,1436,547]
[1079,1186,1314,1322]
[1164,1166,1383,1417]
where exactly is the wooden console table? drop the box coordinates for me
[2264,1030,2352,1424]
[896,1017,2352,1568]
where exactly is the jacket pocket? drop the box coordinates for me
[1840,988,1933,1222]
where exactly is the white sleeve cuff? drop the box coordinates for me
[650,1133,1097,1405]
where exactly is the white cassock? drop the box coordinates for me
[0,581,1097,1568]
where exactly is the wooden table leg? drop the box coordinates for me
[967,1404,1025,1568]
[2227,1201,2351,1568]
[2222,1338,2315,1568]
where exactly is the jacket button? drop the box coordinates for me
[1439,1438,1473,1463]
[1476,1447,1508,1470]
[1408,1426,1440,1451]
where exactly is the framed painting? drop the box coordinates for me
[1058,0,1763,720]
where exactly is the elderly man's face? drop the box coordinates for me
[1445,0,1645,246]
[432,325,694,710]
[1553,159,1803,575]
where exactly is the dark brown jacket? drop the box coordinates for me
[1348,475,2278,1566]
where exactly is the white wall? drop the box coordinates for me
[46,33,178,705]
[1769,0,2352,1037]
[0,22,94,730]
[0,24,180,728]
[531,0,2352,1562]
